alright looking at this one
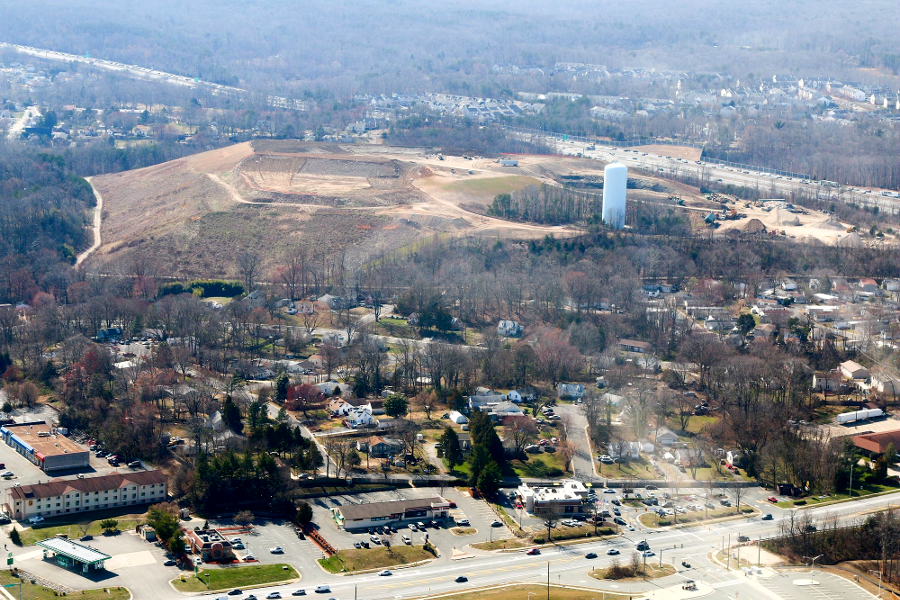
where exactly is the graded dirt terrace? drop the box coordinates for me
[88,142,588,276]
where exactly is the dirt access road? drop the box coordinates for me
[75,177,104,265]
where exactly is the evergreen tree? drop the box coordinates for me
[440,427,463,471]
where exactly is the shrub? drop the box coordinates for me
[9,527,21,546]
[793,500,807,506]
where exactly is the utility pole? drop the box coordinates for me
[727,534,731,570]
[547,562,550,600]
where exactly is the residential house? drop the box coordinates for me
[345,406,375,428]
[328,398,353,417]
[871,372,900,398]
[468,388,507,409]
[601,392,625,407]
[859,278,879,294]
[840,360,869,381]
[358,436,404,458]
[557,383,585,399]
[456,432,473,454]
[507,389,536,403]
[812,370,843,392]
[497,320,523,337]
[656,428,679,446]
[485,401,524,420]
[618,339,651,354]
[610,441,641,460]
[317,381,343,396]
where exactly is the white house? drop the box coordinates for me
[557,383,585,399]
[507,389,536,403]
[656,428,679,446]
[328,398,353,417]
[317,381,343,396]
[602,392,625,407]
[448,411,468,424]
[345,406,375,428]
[610,441,641,460]
[497,320,523,337]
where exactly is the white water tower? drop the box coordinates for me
[602,163,627,229]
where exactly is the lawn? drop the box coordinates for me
[510,452,566,478]
[172,564,298,592]
[318,545,434,573]
[534,524,615,544]
[599,456,652,479]
[0,572,130,600]
[638,505,756,528]
[775,481,900,508]
[470,538,531,550]
[431,584,629,600]
[444,176,543,200]
[19,512,147,546]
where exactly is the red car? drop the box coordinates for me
[526,548,541,555]
[767,496,778,503]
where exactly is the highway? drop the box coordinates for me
[148,489,896,600]
[0,42,244,95]
[515,130,900,215]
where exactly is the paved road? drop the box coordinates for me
[552,403,596,480]
[0,42,244,94]
[96,484,891,599]
[6,105,39,140]
[522,132,899,212]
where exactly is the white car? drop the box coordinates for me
[379,570,392,576]
[27,516,44,524]
[243,553,256,561]
[607,548,620,555]
[269,546,284,554]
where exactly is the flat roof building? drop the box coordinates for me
[6,470,168,521]
[332,496,449,530]
[0,422,89,472]
[36,537,111,575]
[517,480,588,515]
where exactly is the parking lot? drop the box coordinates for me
[758,571,876,600]
[307,487,514,554]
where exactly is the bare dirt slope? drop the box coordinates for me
[88,142,585,277]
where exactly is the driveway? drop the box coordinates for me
[553,403,596,480]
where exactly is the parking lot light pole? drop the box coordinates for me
[869,569,883,598]
[803,554,823,580]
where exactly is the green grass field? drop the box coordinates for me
[319,545,434,573]
[511,452,566,478]
[444,176,543,200]
[19,513,146,546]
[172,564,298,592]
[0,572,130,600]
[775,481,900,508]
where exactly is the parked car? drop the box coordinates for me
[80,534,93,541]
[163,559,177,566]
[269,546,284,554]
[490,520,502,527]
[603,488,616,494]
